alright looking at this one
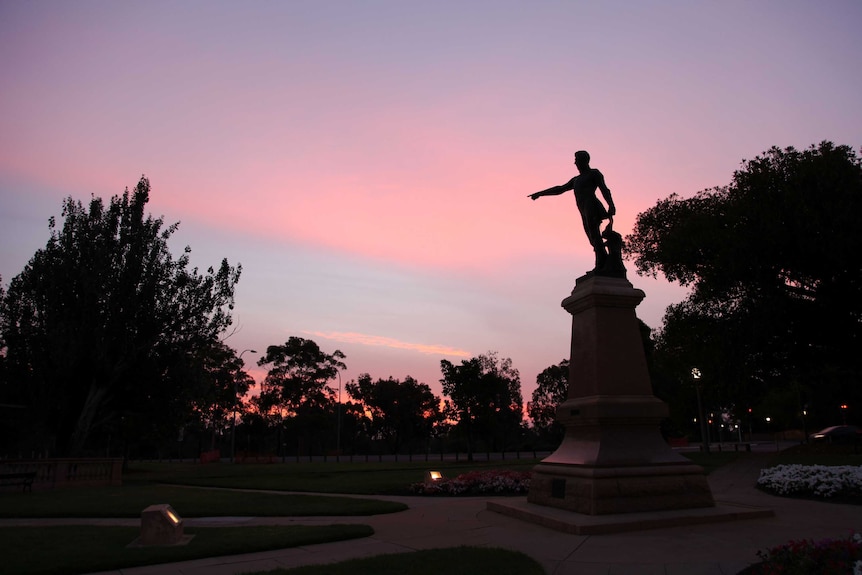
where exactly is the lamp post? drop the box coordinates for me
[335,369,342,456]
[231,348,257,463]
[747,407,753,441]
[692,368,709,454]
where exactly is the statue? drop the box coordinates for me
[600,223,626,278]
[529,151,623,276]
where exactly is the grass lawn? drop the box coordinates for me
[0,524,373,575]
[2,451,804,521]
[0,451,799,575]
[125,458,540,495]
[765,442,862,467]
[246,546,546,575]
[127,452,748,497]
[0,484,406,518]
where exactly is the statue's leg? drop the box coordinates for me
[594,238,608,269]
[583,215,607,270]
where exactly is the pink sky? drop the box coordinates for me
[2,1,861,402]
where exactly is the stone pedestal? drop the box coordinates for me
[527,275,714,515]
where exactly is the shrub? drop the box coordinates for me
[410,470,530,495]
[756,465,862,499]
[741,533,862,575]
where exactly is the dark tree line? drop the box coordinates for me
[0,176,550,461]
[0,175,571,461]
[241,344,530,458]
[11,143,848,460]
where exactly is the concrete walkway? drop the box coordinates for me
[5,453,860,575]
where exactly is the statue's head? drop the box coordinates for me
[574,150,590,168]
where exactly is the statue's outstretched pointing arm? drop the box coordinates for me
[529,177,575,200]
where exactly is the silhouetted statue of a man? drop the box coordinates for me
[530,150,617,273]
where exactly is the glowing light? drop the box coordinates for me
[426,470,444,483]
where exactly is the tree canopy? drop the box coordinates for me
[345,374,441,454]
[528,359,568,443]
[440,352,523,459]
[0,177,242,456]
[253,337,346,457]
[255,337,346,416]
[626,142,862,428]
[188,339,256,450]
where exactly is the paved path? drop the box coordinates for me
[4,453,860,575]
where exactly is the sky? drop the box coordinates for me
[2,1,861,407]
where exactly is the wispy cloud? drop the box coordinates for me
[303,331,470,358]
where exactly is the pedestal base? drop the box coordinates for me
[489,498,772,535]
[525,276,715,515]
[527,460,714,515]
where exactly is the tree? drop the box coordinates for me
[440,352,523,460]
[345,374,441,454]
[187,340,256,450]
[626,142,862,428]
[255,337,345,456]
[528,359,568,444]
[0,177,241,456]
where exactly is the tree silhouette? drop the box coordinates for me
[345,374,441,454]
[0,177,241,456]
[255,337,345,456]
[627,142,862,429]
[440,352,523,460]
[528,359,568,444]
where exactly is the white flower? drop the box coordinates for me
[757,464,862,498]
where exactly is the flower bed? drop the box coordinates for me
[740,533,862,574]
[410,469,531,495]
[756,464,862,499]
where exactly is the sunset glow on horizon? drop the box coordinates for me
[2,1,860,399]
[303,331,472,358]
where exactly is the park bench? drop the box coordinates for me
[0,471,37,493]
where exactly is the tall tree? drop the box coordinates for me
[440,352,523,460]
[528,359,568,443]
[187,340,256,450]
[626,142,862,428]
[0,177,241,456]
[255,337,345,455]
[345,374,441,454]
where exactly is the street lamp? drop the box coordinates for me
[335,369,342,456]
[747,407,753,441]
[692,368,709,454]
[231,348,257,463]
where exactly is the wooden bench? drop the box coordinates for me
[0,471,37,493]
